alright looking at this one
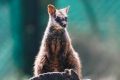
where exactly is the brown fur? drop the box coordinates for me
[33,5,82,79]
[33,25,82,79]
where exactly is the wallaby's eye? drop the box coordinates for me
[55,16,61,22]
[55,16,67,27]
[64,17,67,21]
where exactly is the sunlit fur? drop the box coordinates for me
[34,5,82,79]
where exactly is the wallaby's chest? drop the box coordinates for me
[43,28,67,72]
[43,53,66,72]
[46,28,66,54]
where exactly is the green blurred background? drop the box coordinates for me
[0,0,120,80]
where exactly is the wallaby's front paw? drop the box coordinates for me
[64,69,73,76]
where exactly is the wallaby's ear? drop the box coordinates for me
[65,6,70,14]
[61,6,70,15]
[48,4,56,15]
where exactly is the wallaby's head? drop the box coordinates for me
[48,4,69,28]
